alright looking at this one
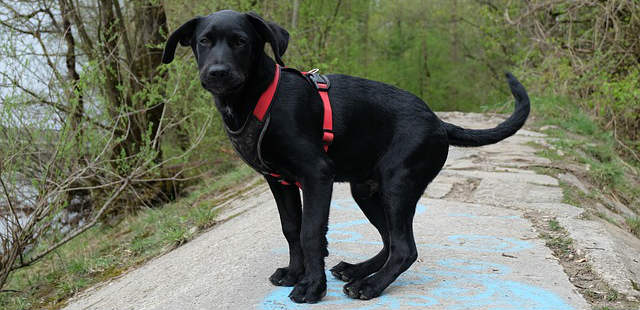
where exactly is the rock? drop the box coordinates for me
[472,178,564,208]
[516,129,547,137]
[424,181,454,199]
[559,217,640,298]
[523,203,584,218]
[442,170,559,186]
[603,197,638,218]
[540,125,560,131]
[557,172,589,194]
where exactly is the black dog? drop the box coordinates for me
[162,10,530,303]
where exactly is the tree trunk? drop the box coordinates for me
[98,0,124,117]
[59,0,83,138]
[450,0,459,108]
[98,0,168,165]
[291,0,299,29]
[129,0,168,163]
[361,0,370,76]
[420,37,431,98]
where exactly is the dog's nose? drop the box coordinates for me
[207,65,230,79]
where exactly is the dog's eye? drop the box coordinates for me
[199,38,211,46]
[231,36,247,47]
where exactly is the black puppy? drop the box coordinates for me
[162,10,530,303]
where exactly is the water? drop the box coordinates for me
[0,182,37,240]
[0,210,30,238]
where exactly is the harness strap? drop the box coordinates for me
[316,82,334,152]
[270,173,301,188]
[255,65,334,189]
[304,70,334,152]
[253,64,281,121]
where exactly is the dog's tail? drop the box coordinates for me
[443,72,530,147]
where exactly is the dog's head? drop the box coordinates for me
[162,10,289,95]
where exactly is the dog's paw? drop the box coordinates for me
[269,267,303,287]
[343,277,384,300]
[288,276,327,303]
[330,261,365,282]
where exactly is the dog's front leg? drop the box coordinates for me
[288,163,333,304]
[265,176,304,286]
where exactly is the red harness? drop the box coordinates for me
[253,64,333,188]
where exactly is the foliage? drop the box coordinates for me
[533,95,639,212]
[498,0,640,158]
[0,0,219,292]
[165,0,517,112]
[627,216,640,238]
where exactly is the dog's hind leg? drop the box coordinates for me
[343,175,421,300]
[330,181,389,282]
[343,138,447,300]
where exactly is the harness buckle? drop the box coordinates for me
[306,71,330,91]
[322,130,334,144]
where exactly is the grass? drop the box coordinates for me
[0,164,256,310]
[626,216,640,238]
[596,212,620,226]
[534,217,636,309]
[531,95,640,223]
[530,95,640,309]
[605,288,619,302]
[542,233,573,256]
[548,219,562,231]
[560,182,587,207]
[540,218,573,256]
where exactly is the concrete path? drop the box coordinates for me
[64,112,594,310]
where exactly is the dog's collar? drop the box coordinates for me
[252,64,281,121]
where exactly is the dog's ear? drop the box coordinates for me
[246,12,289,66]
[163,17,201,64]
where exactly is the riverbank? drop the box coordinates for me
[0,165,256,309]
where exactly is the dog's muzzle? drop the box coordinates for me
[200,65,244,95]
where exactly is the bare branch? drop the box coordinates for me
[12,178,129,270]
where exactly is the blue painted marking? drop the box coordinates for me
[392,271,433,286]
[261,199,574,309]
[426,260,572,310]
[331,199,360,211]
[272,247,288,255]
[401,295,439,307]
[330,219,370,230]
[261,271,436,310]
[262,263,572,310]
[326,232,532,253]
[331,199,427,215]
